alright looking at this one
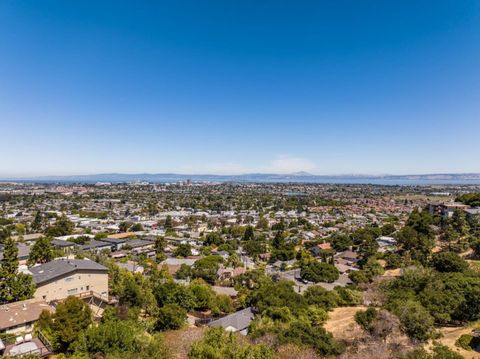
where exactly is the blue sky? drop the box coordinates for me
[1,1,479,176]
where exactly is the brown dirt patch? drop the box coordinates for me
[324,306,367,341]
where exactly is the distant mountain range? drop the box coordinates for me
[3,172,480,184]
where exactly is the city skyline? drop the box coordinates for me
[1,1,479,176]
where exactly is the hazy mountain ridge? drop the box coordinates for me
[3,172,480,184]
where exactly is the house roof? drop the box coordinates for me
[126,239,155,248]
[0,299,54,330]
[107,232,135,239]
[208,307,254,332]
[29,259,108,285]
[99,237,127,244]
[79,240,112,251]
[51,239,75,248]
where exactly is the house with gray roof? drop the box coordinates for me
[29,259,108,302]
[207,307,255,335]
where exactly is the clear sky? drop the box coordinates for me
[1,1,479,176]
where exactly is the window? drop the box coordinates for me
[64,276,74,282]
[67,288,78,295]
[86,285,90,291]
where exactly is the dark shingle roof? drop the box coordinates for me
[51,239,75,248]
[126,239,154,248]
[29,259,107,285]
[208,307,254,332]
[79,240,112,251]
[98,237,127,244]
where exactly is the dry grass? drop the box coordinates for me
[427,326,480,359]
[324,306,367,341]
[163,327,206,359]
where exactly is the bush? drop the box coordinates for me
[155,304,187,331]
[455,333,480,351]
[189,328,275,359]
[278,321,343,356]
[355,308,378,331]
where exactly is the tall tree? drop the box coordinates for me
[0,237,35,303]
[31,210,44,232]
[28,237,54,266]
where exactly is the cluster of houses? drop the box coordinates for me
[0,257,110,356]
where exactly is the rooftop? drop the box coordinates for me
[0,299,54,330]
[29,259,107,285]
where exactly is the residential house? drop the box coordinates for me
[0,299,54,335]
[29,259,109,302]
[207,307,255,335]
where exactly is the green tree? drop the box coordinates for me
[243,225,255,241]
[300,261,339,283]
[303,285,339,310]
[164,215,173,229]
[279,321,343,356]
[154,236,166,263]
[174,243,192,258]
[119,221,130,232]
[40,296,93,353]
[391,299,434,341]
[31,211,44,232]
[46,215,75,237]
[431,252,468,273]
[189,279,216,311]
[27,237,54,266]
[0,237,35,303]
[130,223,144,232]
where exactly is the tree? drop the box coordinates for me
[154,237,166,263]
[331,234,353,251]
[300,262,339,283]
[27,237,54,266]
[256,217,269,231]
[243,225,255,241]
[204,232,224,246]
[395,226,434,264]
[391,299,434,341]
[155,304,187,331]
[189,279,216,311]
[31,211,44,232]
[39,296,93,353]
[130,223,144,232]
[164,215,173,229]
[248,280,307,315]
[0,237,35,303]
[119,221,130,233]
[46,215,75,237]
[304,285,339,310]
[191,255,222,284]
[279,321,343,356]
[174,243,192,258]
[431,252,468,273]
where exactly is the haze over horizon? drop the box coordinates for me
[1,1,479,177]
